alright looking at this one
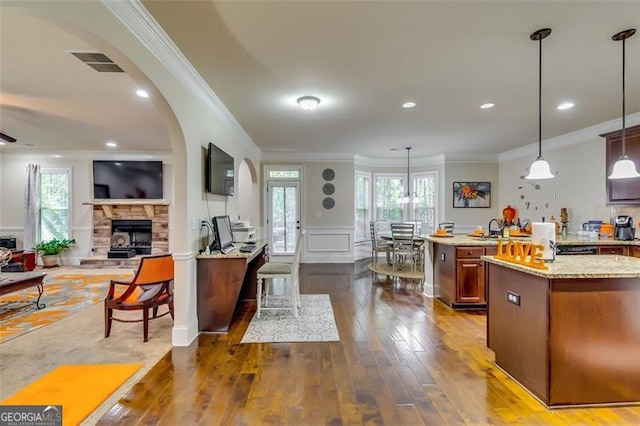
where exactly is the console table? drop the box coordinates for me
[195,241,267,332]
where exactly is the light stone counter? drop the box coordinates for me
[482,254,640,279]
[423,233,640,247]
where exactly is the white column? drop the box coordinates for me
[171,251,198,346]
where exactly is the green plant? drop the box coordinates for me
[35,238,75,255]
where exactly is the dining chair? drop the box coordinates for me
[369,221,392,265]
[104,254,174,342]
[255,230,307,318]
[438,221,455,234]
[390,222,419,272]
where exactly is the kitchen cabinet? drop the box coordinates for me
[602,124,640,205]
[434,244,492,309]
[633,247,640,258]
[597,245,629,256]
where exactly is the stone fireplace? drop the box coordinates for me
[89,202,169,257]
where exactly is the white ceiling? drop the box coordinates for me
[1,1,639,160]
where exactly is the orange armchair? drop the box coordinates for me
[104,254,174,342]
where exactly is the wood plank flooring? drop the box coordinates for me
[97,262,640,425]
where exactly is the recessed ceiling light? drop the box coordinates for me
[106,141,117,148]
[52,154,62,158]
[480,103,495,109]
[402,102,416,109]
[0,142,5,146]
[297,96,321,111]
[136,89,149,98]
[557,102,574,110]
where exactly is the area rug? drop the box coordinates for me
[0,273,132,343]
[0,363,142,426]
[241,294,340,343]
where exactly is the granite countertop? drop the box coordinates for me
[423,233,640,247]
[482,254,640,279]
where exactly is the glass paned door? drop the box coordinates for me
[267,181,300,256]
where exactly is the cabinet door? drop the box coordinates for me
[456,259,485,304]
[633,247,640,258]
[597,246,628,256]
[603,124,640,205]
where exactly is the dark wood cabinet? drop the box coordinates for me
[434,243,490,308]
[602,124,640,205]
[634,246,640,258]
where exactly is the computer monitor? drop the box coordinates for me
[212,215,235,252]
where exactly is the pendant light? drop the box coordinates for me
[399,147,419,204]
[608,28,639,179]
[525,28,555,180]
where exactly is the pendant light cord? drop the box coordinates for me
[538,36,543,159]
[406,147,411,197]
[621,35,626,157]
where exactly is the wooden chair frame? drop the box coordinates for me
[104,254,174,342]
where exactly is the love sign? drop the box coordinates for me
[494,239,548,270]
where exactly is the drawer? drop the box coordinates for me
[456,247,484,258]
[484,246,498,256]
[634,246,640,258]
[598,246,628,256]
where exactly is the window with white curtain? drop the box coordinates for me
[39,168,70,241]
[354,171,371,242]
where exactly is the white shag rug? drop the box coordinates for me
[241,294,340,343]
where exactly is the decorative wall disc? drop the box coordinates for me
[322,197,335,210]
[322,183,335,195]
[322,168,335,181]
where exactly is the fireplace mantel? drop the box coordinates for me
[83,200,170,218]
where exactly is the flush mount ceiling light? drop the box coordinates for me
[402,102,416,109]
[557,102,574,110]
[480,103,495,109]
[297,96,321,111]
[106,141,118,148]
[525,28,555,180]
[136,89,149,98]
[609,28,639,179]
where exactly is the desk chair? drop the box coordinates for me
[104,254,174,342]
[256,230,306,318]
[391,222,419,272]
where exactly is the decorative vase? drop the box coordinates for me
[502,205,516,225]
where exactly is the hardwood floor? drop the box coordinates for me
[97,262,640,425]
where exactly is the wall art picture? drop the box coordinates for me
[453,182,491,208]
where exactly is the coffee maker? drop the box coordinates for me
[614,215,635,240]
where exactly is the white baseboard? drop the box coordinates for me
[172,319,198,346]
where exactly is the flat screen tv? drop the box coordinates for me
[93,160,163,199]
[211,215,235,253]
[205,143,234,196]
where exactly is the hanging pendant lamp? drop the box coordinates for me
[399,147,419,204]
[525,28,555,180]
[608,28,639,179]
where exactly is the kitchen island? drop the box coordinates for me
[483,254,640,407]
[423,234,640,308]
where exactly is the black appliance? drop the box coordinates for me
[0,236,17,249]
[614,215,635,241]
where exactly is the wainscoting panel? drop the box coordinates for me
[304,226,354,263]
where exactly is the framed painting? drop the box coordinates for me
[453,182,491,208]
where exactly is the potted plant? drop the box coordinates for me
[35,238,75,268]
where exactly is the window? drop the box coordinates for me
[413,172,437,233]
[354,172,371,241]
[40,168,70,241]
[269,169,300,179]
[374,174,404,222]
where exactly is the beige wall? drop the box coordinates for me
[304,162,354,227]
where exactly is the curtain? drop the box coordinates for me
[23,163,40,251]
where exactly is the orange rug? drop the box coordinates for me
[1,363,142,426]
[0,273,133,343]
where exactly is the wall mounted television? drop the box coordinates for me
[205,143,234,196]
[93,160,163,199]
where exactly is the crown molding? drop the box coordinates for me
[0,150,173,161]
[102,0,262,160]
[499,112,640,162]
[262,151,356,162]
[355,154,445,168]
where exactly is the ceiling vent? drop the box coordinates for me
[0,131,17,143]
[69,51,124,73]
